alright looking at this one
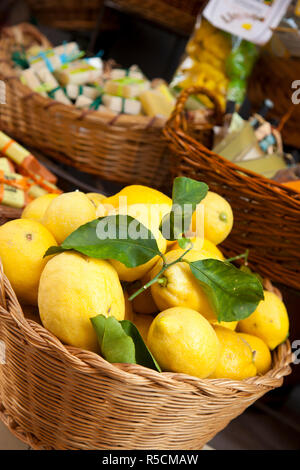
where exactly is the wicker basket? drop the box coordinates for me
[0,258,292,450]
[25,0,105,30]
[0,23,221,189]
[165,86,300,291]
[248,53,300,149]
[109,0,209,35]
[0,206,22,226]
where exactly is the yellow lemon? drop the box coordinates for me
[99,185,173,245]
[109,209,167,282]
[170,237,224,260]
[133,313,154,343]
[210,319,238,331]
[42,191,96,244]
[191,191,233,245]
[150,248,219,321]
[238,291,289,350]
[38,252,125,352]
[87,192,106,208]
[147,307,220,378]
[0,219,57,305]
[210,326,257,379]
[21,193,59,223]
[102,185,172,213]
[238,333,272,375]
[130,271,158,315]
[124,291,134,322]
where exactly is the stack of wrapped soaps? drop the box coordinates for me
[14,41,177,118]
[0,131,61,209]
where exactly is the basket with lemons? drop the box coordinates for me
[0,177,289,380]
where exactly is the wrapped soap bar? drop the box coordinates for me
[104,78,150,99]
[54,61,102,86]
[102,94,142,115]
[0,158,15,173]
[27,43,82,73]
[0,184,29,208]
[20,68,48,97]
[66,84,100,101]
[27,46,61,73]
[75,95,94,109]
[53,42,81,62]
[140,89,175,118]
[0,170,30,191]
[0,131,57,184]
[36,67,71,105]
[111,65,144,80]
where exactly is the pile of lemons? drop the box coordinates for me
[0,185,289,380]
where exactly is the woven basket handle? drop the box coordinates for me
[1,22,52,49]
[165,86,223,138]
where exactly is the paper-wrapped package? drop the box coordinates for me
[104,78,150,99]
[102,94,142,115]
[20,68,48,97]
[66,84,100,101]
[111,66,144,80]
[54,61,102,86]
[140,88,175,118]
[36,67,71,105]
[0,131,57,184]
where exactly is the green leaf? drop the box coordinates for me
[189,259,264,322]
[177,237,191,250]
[160,177,208,240]
[91,315,136,364]
[120,320,161,372]
[44,215,161,267]
[91,315,161,372]
[44,245,65,257]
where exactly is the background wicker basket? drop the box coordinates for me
[24,0,209,35]
[109,0,209,35]
[25,0,105,30]
[166,87,300,291]
[248,53,300,149]
[0,254,292,450]
[0,23,221,189]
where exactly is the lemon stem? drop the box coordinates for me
[128,246,192,301]
[225,249,249,265]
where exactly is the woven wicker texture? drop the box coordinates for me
[0,206,22,226]
[0,207,293,450]
[25,0,105,30]
[25,0,208,34]
[0,23,221,189]
[248,53,300,149]
[165,86,300,291]
[110,0,209,35]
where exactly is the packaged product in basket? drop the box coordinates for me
[102,94,142,115]
[36,66,71,105]
[140,87,175,118]
[103,77,150,99]
[20,68,48,97]
[54,60,102,86]
[26,42,83,72]
[0,184,29,208]
[0,131,57,184]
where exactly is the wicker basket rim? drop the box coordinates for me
[164,86,300,205]
[0,262,292,394]
[0,23,220,131]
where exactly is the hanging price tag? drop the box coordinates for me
[204,0,292,45]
